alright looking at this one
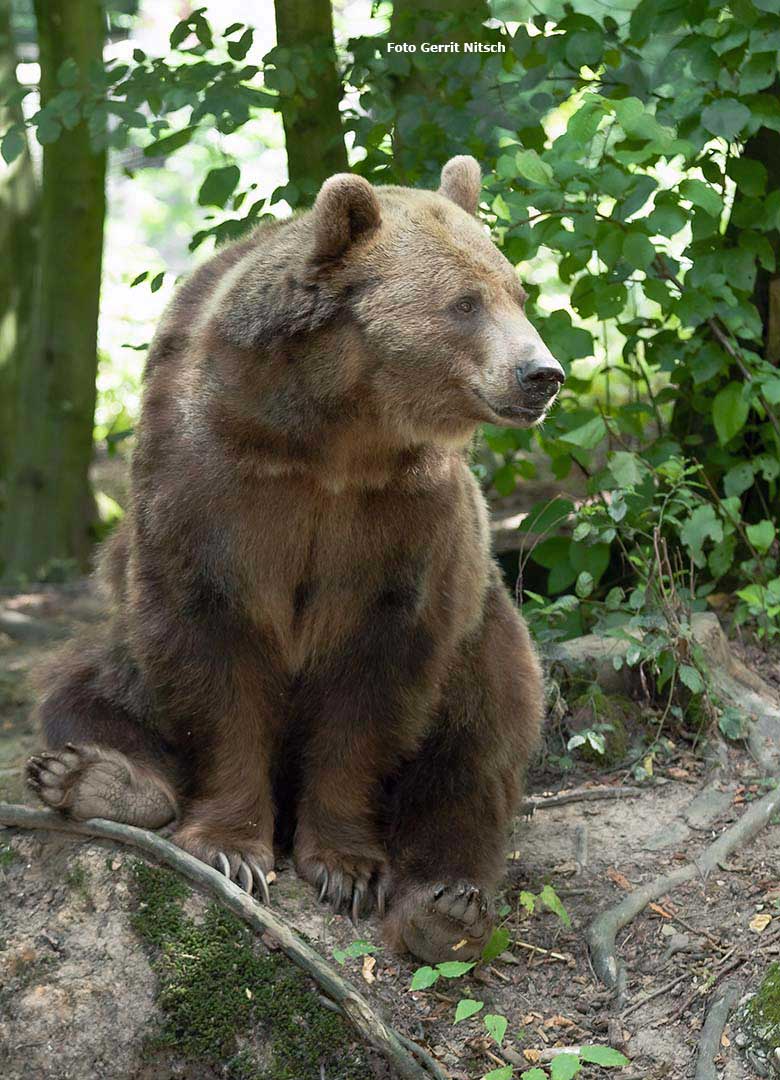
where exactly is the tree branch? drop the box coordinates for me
[0,802,445,1080]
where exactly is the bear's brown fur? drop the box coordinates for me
[26,157,564,962]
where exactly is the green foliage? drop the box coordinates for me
[332,939,377,965]
[130,862,367,1079]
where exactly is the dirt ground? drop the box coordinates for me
[1,581,780,1079]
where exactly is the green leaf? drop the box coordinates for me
[520,1071,547,1080]
[514,148,554,186]
[713,381,750,443]
[608,451,649,488]
[410,966,439,990]
[1,125,26,164]
[144,126,196,157]
[484,1013,508,1046]
[130,271,149,287]
[454,998,484,1022]
[580,1045,630,1066]
[679,664,704,694]
[565,29,603,70]
[740,53,778,94]
[724,462,755,496]
[701,99,751,140]
[332,940,377,965]
[558,416,606,450]
[150,272,165,293]
[482,926,510,962]
[550,1053,581,1079]
[483,1068,513,1080]
[198,164,241,208]
[493,464,518,497]
[622,232,656,270]
[518,498,574,534]
[681,504,724,566]
[539,884,571,927]
[746,519,776,553]
[679,179,721,218]
[227,28,254,61]
[437,961,475,978]
[575,571,594,598]
[57,58,79,88]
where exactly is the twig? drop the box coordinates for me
[0,803,443,1080]
[664,954,746,1026]
[587,778,780,988]
[694,980,741,1080]
[515,939,569,961]
[519,785,643,815]
[620,971,690,1019]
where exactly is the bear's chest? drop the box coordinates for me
[239,478,443,671]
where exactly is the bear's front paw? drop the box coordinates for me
[383,881,494,964]
[172,823,274,904]
[294,834,388,922]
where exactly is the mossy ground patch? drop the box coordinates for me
[130,860,370,1079]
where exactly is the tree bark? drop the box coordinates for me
[1,0,106,582]
[273,0,347,198]
[0,0,37,489]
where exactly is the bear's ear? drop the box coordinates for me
[438,155,482,215]
[312,174,382,261]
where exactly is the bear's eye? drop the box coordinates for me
[454,296,478,315]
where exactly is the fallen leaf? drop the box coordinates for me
[667,767,691,780]
[452,938,469,952]
[607,867,633,891]
[362,955,377,984]
[245,988,252,999]
[649,902,673,919]
[750,913,772,934]
[542,1014,576,1029]
[266,871,277,884]
[721,1033,730,1047]
[523,1049,541,1063]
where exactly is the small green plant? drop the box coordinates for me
[482,1044,630,1079]
[0,844,18,869]
[332,940,377,965]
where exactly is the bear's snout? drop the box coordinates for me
[515,355,565,399]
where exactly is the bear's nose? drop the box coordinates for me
[516,356,565,395]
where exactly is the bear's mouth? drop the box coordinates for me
[471,388,552,427]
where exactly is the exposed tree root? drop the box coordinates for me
[0,802,446,1080]
[587,780,780,991]
[694,980,741,1080]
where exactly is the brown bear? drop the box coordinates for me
[26,156,564,963]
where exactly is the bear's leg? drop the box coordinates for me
[26,643,179,830]
[383,585,544,963]
[292,610,440,921]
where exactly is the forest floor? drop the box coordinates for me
[1,580,780,1080]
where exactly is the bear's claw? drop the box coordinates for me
[213,850,271,905]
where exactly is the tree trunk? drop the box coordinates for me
[273,0,347,198]
[1,0,106,582]
[0,0,37,490]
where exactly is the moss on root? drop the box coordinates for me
[130,861,369,1080]
[746,961,780,1050]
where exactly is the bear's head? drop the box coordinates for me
[208,156,565,453]
[308,155,565,445]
